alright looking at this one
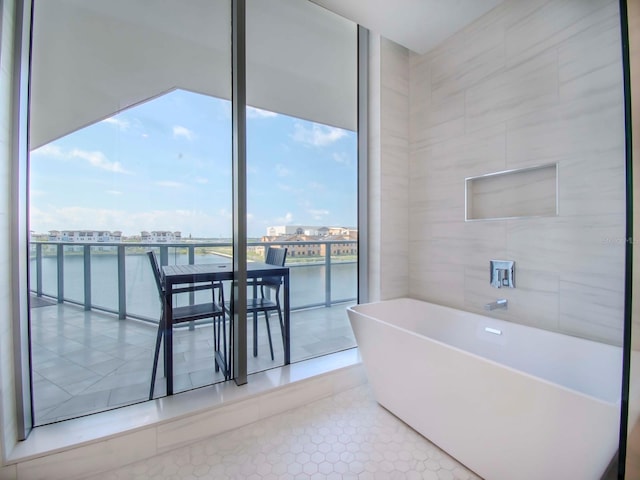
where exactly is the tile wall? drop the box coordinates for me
[366,34,382,301]
[0,0,631,477]
[368,34,410,301]
[408,0,627,345]
[627,0,640,476]
[632,0,640,350]
[0,0,18,478]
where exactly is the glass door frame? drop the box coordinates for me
[12,0,368,438]
[232,0,248,386]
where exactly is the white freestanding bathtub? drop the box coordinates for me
[347,298,622,480]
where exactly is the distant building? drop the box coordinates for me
[48,230,122,243]
[262,225,357,257]
[30,231,49,242]
[267,225,333,237]
[141,231,182,243]
[266,225,357,239]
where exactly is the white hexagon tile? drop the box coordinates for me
[88,385,481,479]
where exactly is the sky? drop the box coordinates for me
[30,89,357,238]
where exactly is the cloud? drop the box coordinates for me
[277,183,303,195]
[217,101,232,120]
[291,123,347,147]
[173,125,195,141]
[308,209,330,220]
[31,143,131,174]
[276,212,294,224]
[29,205,234,238]
[106,190,123,195]
[332,152,351,165]
[156,180,184,188]
[102,117,130,130]
[69,149,131,174]
[218,208,233,220]
[195,177,209,184]
[31,144,64,158]
[247,106,278,119]
[276,164,291,177]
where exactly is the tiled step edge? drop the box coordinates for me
[4,349,365,480]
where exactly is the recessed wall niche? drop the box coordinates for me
[465,163,558,221]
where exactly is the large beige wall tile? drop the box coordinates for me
[378,37,410,300]
[414,221,507,269]
[409,54,430,122]
[367,33,410,301]
[506,216,625,275]
[505,0,616,67]
[381,97,409,140]
[410,171,465,223]
[415,91,465,130]
[560,314,624,346]
[410,124,507,225]
[408,262,465,308]
[411,117,465,150]
[463,265,560,332]
[559,274,624,344]
[560,55,623,102]
[428,7,506,104]
[626,0,640,474]
[461,221,508,268]
[465,49,559,133]
[631,0,640,353]
[559,149,625,216]
[506,88,624,165]
[380,37,409,95]
[435,127,506,180]
[431,42,504,105]
[408,0,625,344]
[416,222,469,268]
[0,0,17,464]
[557,2,621,87]
[367,34,381,302]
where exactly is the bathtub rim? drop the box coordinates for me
[347,297,622,407]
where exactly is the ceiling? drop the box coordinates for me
[31,0,357,149]
[310,0,504,54]
[30,0,502,148]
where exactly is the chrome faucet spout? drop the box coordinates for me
[484,299,508,311]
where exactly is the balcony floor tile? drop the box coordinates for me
[31,300,356,425]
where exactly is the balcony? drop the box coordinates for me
[29,240,357,425]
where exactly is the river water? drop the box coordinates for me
[31,252,357,320]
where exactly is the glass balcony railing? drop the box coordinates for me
[29,240,358,323]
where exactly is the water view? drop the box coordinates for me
[31,250,357,321]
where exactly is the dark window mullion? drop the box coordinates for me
[231,0,248,386]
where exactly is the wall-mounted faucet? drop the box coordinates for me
[490,260,515,288]
[485,299,508,311]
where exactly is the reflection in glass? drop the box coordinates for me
[28,1,231,424]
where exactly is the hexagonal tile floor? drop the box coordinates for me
[88,384,482,479]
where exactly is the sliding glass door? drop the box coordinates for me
[27,0,358,426]
[245,0,358,373]
[28,0,232,424]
